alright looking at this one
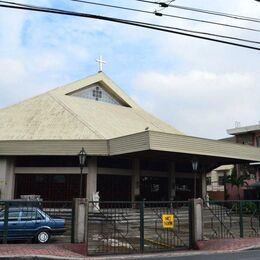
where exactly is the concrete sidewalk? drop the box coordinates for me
[197,237,260,251]
[1,238,260,259]
[87,238,260,259]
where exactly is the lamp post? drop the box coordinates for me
[78,147,87,198]
[192,159,198,199]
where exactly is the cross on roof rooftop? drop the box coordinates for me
[96,55,106,72]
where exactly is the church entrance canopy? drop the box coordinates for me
[2,129,260,201]
[109,131,260,165]
[1,130,259,165]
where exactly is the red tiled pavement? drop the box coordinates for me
[0,244,85,258]
[197,238,260,251]
[2,239,260,259]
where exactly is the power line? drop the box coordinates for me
[3,0,259,45]
[172,4,260,24]
[0,1,259,51]
[134,0,260,23]
[70,0,260,33]
[2,1,260,45]
[67,1,260,44]
[1,1,259,48]
[122,18,260,45]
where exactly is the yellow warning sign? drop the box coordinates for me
[162,214,174,228]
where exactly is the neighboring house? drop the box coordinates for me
[206,165,233,200]
[0,72,260,202]
[226,124,260,199]
[227,124,260,147]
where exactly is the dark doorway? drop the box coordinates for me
[15,174,86,201]
[97,175,132,201]
[140,176,168,201]
[175,178,201,201]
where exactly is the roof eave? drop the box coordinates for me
[1,131,260,163]
[227,124,260,135]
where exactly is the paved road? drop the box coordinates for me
[133,250,260,260]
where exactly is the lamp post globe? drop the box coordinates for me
[78,147,87,198]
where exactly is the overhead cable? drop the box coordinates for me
[4,0,258,45]
[70,0,260,33]
[134,0,260,23]
[0,1,259,51]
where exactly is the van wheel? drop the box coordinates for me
[36,230,50,243]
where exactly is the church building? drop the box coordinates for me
[0,72,260,202]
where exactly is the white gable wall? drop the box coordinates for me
[69,83,122,106]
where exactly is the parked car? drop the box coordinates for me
[0,207,65,243]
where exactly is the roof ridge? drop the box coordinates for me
[130,108,166,132]
[131,107,183,134]
[48,93,106,139]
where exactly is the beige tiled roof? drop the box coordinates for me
[0,72,182,140]
[1,72,260,163]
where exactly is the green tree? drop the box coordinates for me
[224,168,249,200]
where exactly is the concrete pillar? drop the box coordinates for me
[201,168,207,200]
[190,198,203,248]
[131,159,140,202]
[72,198,88,243]
[0,157,15,200]
[168,162,176,201]
[86,157,97,200]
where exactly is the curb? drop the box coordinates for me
[84,248,260,259]
[0,255,84,260]
[1,246,260,260]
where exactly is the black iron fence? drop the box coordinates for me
[203,200,260,240]
[87,200,191,256]
[3,198,260,251]
[0,200,73,244]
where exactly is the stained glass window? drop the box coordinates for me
[69,83,121,105]
[92,86,102,100]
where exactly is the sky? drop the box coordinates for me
[0,0,259,139]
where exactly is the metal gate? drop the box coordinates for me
[203,200,260,240]
[87,201,191,255]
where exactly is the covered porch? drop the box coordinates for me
[0,130,260,202]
